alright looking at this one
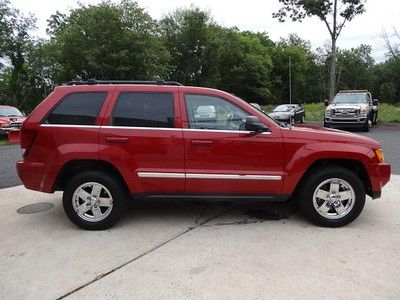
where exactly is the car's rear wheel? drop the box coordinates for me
[63,170,128,230]
[298,166,365,227]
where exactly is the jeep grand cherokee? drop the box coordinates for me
[17,80,391,230]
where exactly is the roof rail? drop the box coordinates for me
[65,79,183,86]
[338,90,369,93]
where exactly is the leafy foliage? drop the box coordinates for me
[0,0,399,113]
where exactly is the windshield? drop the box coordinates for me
[332,94,368,104]
[274,105,293,112]
[0,107,23,117]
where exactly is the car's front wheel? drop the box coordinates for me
[298,166,366,227]
[63,170,128,230]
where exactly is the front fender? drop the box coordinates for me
[282,142,375,195]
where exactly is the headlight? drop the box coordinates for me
[374,149,384,163]
[0,123,10,128]
[325,109,331,116]
[360,109,368,116]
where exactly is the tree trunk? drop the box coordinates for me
[329,0,338,100]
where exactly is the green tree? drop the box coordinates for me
[273,0,367,100]
[215,28,273,104]
[270,34,321,104]
[160,7,220,86]
[46,0,170,83]
[0,0,41,110]
[337,44,374,90]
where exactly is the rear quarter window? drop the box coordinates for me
[44,92,107,125]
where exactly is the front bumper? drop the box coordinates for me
[324,117,367,127]
[365,162,391,199]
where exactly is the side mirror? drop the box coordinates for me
[373,99,378,106]
[245,116,269,133]
[324,99,329,107]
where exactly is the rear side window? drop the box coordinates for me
[44,92,106,125]
[112,92,174,128]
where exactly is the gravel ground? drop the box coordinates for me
[0,124,399,189]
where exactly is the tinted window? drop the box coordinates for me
[45,92,106,125]
[185,94,249,131]
[112,93,174,128]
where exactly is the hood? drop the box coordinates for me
[269,111,292,118]
[0,116,26,124]
[284,125,380,148]
[327,103,369,110]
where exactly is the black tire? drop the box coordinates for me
[363,116,370,132]
[63,170,128,230]
[373,111,378,125]
[300,115,305,123]
[298,166,366,227]
[323,121,330,128]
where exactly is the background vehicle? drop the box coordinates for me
[268,104,305,123]
[324,90,378,132]
[250,103,262,110]
[17,80,390,230]
[0,105,26,142]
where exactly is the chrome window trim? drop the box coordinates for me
[101,126,181,131]
[137,172,281,181]
[101,126,270,134]
[40,124,271,135]
[40,124,101,128]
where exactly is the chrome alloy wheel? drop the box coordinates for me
[72,182,113,222]
[312,178,355,220]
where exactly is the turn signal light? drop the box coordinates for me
[374,149,384,163]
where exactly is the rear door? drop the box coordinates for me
[99,86,185,195]
[181,90,285,196]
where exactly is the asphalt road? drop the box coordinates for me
[0,123,399,189]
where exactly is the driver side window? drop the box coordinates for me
[185,94,249,131]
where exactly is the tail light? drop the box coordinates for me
[20,128,37,157]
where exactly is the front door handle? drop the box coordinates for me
[191,140,214,146]
[106,137,129,143]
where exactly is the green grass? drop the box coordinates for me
[262,102,400,123]
[0,139,9,146]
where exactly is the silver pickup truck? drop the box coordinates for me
[324,90,378,132]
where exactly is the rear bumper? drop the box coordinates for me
[366,162,391,199]
[16,160,55,193]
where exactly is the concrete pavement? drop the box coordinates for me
[1,176,399,299]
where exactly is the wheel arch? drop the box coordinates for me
[53,159,129,194]
[292,158,372,199]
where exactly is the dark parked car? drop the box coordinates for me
[268,104,305,123]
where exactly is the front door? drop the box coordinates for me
[182,93,284,196]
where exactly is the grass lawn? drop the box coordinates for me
[262,102,400,123]
[0,139,9,146]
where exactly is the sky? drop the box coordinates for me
[11,0,400,62]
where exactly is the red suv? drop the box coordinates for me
[17,80,391,230]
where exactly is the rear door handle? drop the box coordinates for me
[106,137,129,143]
[191,140,214,146]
